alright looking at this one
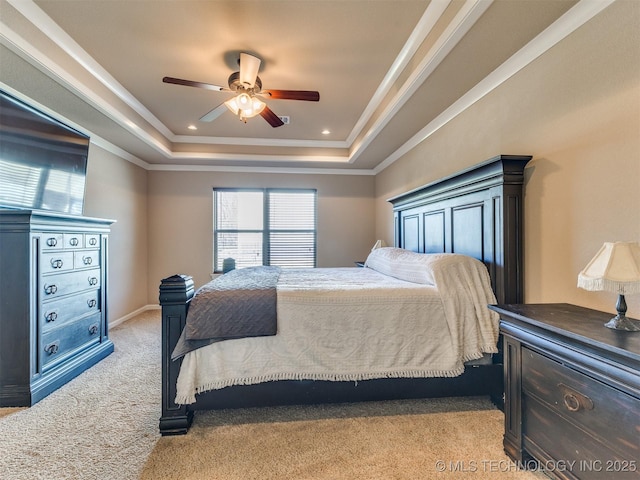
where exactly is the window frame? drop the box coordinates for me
[213,187,317,272]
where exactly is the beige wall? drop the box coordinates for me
[375,1,640,318]
[146,171,375,301]
[83,145,149,320]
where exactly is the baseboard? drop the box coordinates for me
[110,304,160,329]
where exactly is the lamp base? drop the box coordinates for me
[604,315,640,331]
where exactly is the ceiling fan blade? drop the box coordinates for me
[199,103,228,122]
[239,53,261,89]
[262,90,320,101]
[260,106,285,128]
[163,76,228,92]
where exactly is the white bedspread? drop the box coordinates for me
[175,258,499,404]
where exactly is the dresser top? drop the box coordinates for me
[0,209,115,233]
[490,303,640,361]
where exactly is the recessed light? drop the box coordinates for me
[321,129,330,135]
[188,124,197,130]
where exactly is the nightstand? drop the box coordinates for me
[489,304,640,480]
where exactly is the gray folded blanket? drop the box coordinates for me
[171,266,281,359]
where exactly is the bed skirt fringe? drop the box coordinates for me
[175,368,467,405]
[461,346,498,363]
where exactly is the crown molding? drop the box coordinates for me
[147,164,376,175]
[173,135,349,149]
[374,0,616,174]
[5,0,173,138]
[350,0,493,165]
[345,0,453,146]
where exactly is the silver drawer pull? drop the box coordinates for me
[563,393,580,412]
[69,237,79,246]
[87,299,97,308]
[44,341,59,355]
[44,284,58,295]
[50,258,64,269]
[558,383,594,412]
[45,311,58,323]
[46,237,58,247]
[88,324,99,335]
[88,237,98,246]
[88,276,98,286]
[82,256,93,265]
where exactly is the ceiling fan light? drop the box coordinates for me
[226,93,266,120]
[224,97,240,115]
[249,97,266,116]
[236,92,252,109]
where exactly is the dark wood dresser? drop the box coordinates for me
[0,209,114,406]
[489,304,640,480]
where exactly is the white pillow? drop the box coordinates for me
[364,247,436,285]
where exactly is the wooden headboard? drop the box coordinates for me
[388,155,531,304]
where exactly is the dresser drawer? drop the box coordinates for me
[41,290,100,332]
[85,234,100,248]
[63,233,84,249]
[74,249,100,269]
[41,268,101,299]
[41,233,64,250]
[524,396,639,480]
[41,251,75,273]
[522,347,640,460]
[41,314,102,368]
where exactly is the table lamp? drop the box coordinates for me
[578,241,640,331]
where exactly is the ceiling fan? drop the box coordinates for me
[162,53,320,127]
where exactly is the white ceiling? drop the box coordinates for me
[0,0,609,173]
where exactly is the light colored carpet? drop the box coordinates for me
[0,310,161,479]
[0,310,546,480]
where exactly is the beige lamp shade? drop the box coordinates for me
[578,241,640,294]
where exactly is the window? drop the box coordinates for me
[213,188,317,272]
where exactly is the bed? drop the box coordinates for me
[158,155,532,435]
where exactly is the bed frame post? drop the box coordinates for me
[159,274,195,435]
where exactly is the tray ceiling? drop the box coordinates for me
[1,0,606,173]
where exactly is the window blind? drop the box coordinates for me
[214,188,316,271]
